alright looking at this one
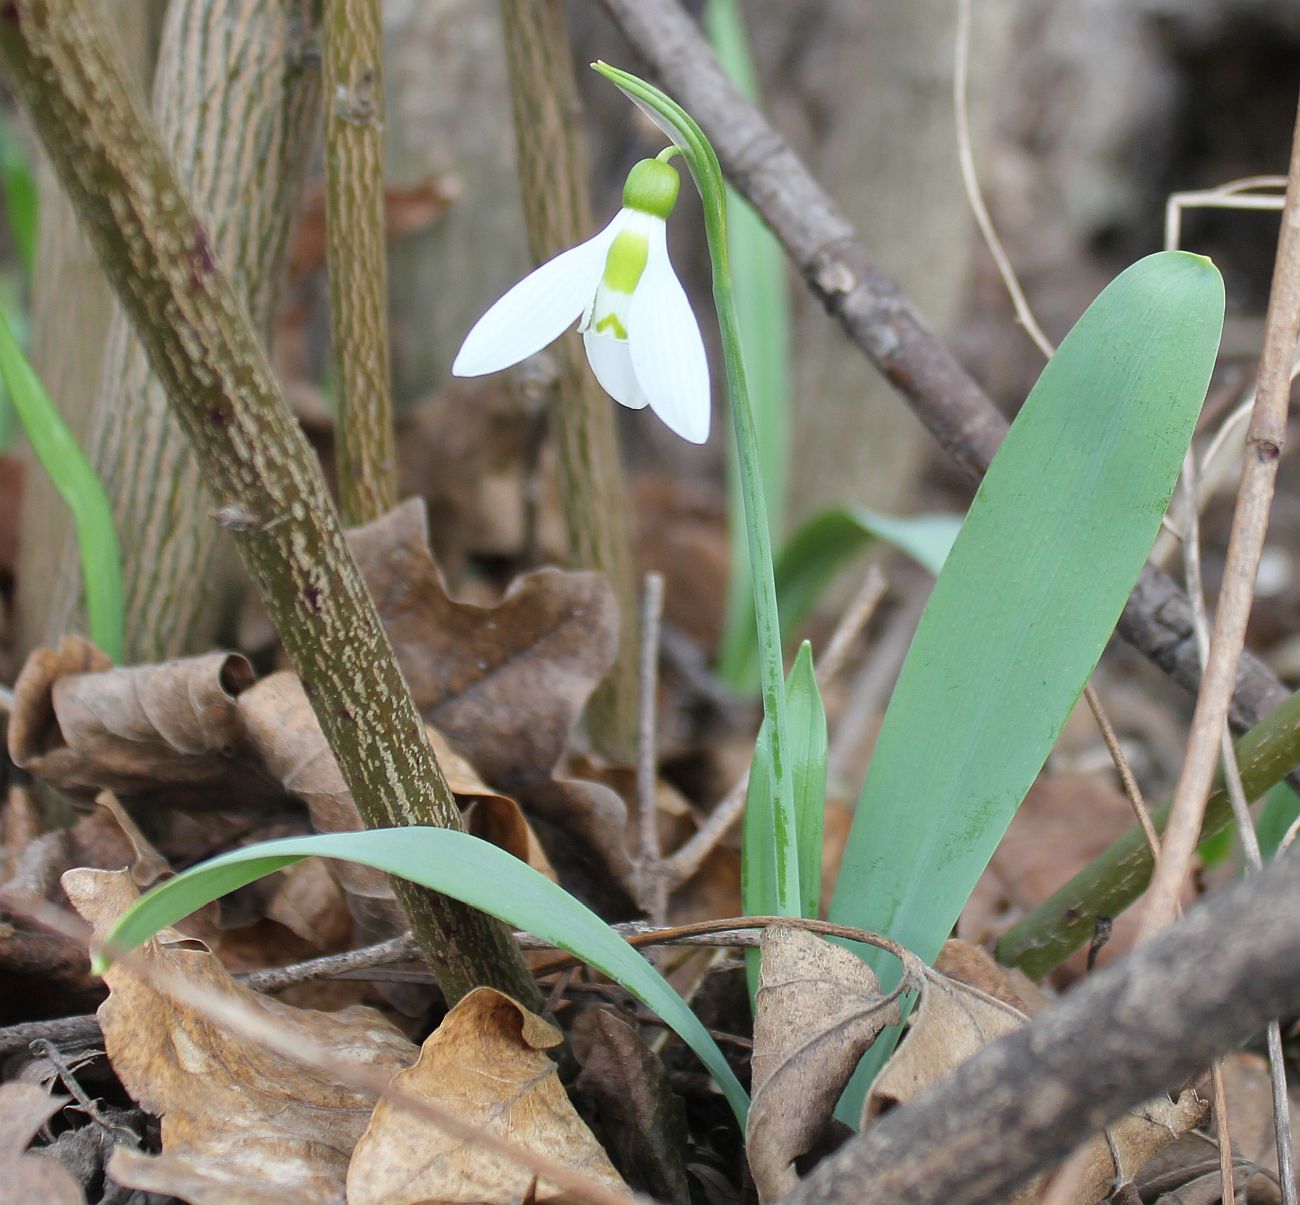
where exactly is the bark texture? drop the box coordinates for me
[45,0,322,662]
[783,848,1300,1204]
[324,0,398,525]
[498,0,639,760]
[16,0,160,659]
[0,0,538,1008]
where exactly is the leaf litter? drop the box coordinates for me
[2,501,1281,1204]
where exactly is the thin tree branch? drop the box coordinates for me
[782,848,1300,1205]
[323,0,398,525]
[0,0,538,1009]
[595,0,1295,739]
[1141,93,1300,937]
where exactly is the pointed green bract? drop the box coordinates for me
[787,642,828,920]
[94,828,749,1124]
[827,251,1224,1115]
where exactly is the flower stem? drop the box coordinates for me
[595,60,801,918]
[714,267,800,918]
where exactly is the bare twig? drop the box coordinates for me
[1180,450,1297,1205]
[1141,94,1300,938]
[323,0,398,524]
[815,564,888,688]
[635,572,668,922]
[0,0,536,1007]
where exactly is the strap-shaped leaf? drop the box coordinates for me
[828,251,1223,1109]
[95,827,749,1124]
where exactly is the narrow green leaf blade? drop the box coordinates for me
[95,828,749,1124]
[787,642,828,919]
[828,252,1222,1055]
[0,308,122,660]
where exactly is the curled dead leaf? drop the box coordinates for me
[63,868,416,1205]
[8,636,266,808]
[747,925,907,1203]
[346,988,628,1205]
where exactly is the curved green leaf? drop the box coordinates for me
[0,307,121,659]
[95,828,749,1123]
[828,251,1224,1115]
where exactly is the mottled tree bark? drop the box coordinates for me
[324,0,398,525]
[45,0,323,663]
[0,0,539,1008]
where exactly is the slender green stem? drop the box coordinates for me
[595,62,799,917]
[0,308,122,660]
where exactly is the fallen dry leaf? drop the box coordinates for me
[747,925,905,1203]
[573,1007,691,1205]
[0,1082,83,1204]
[9,638,261,807]
[866,960,1205,1203]
[63,868,416,1205]
[347,500,636,908]
[346,988,627,1205]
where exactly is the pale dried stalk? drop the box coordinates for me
[498,0,640,760]
[0,0,537,1008]
[323,0,398,525]
[1140,95,1300,939]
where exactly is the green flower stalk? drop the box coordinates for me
[591,62,800,918]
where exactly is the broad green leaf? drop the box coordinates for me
[94,828,748,1124]
[0,308,121,660]
[725,507,961,690]
[828,252,1223,1114]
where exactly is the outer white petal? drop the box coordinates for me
[627,222,711,444]
[452,215,624,377]
[583,330,649,409]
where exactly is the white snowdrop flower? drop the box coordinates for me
[452,157,710,444]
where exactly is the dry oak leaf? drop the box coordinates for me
[866,944,1206,1204]
[0,1082,84,1204]
[346,988,628,1205]
[8,636,268,808]
[347,499,636,904]
[63,868,417,1205]
[747,925,906,1204]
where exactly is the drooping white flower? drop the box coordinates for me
[452,158,710,444]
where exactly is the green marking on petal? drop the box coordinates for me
[595,312,629,339]
[602,228,650,294]
[623,158,680,219]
